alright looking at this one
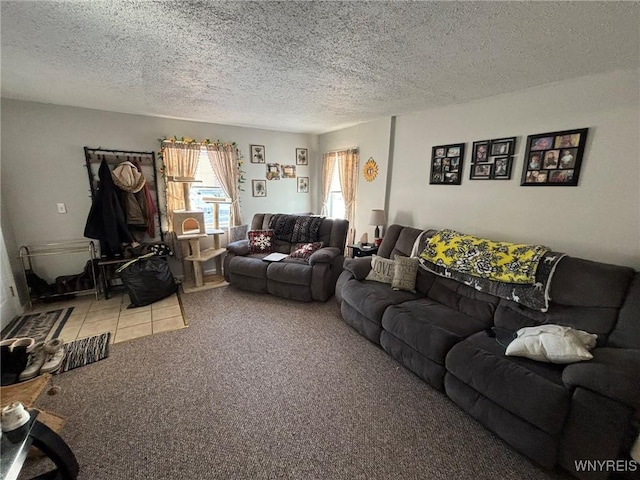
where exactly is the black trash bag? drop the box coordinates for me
[116,254,177,308]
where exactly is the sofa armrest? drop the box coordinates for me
[308,247,341,266]
[226,239,250,256]
[343,256,372,280]
[562,347,640,408]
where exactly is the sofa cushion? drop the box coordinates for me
[365,255,395,284]
[341,280,420,325]
[227,255,269,279]
[289,242,323,259]
[446,331,570,435]
[562,347,640,408]
[267,261,312,286]
[248,230,274,254]
[381,299,492,366]
[427,278,499,323]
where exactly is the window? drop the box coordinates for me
[327,159,345,219]
[189,149,231,231]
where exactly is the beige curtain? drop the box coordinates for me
[336,149,359,246]
[162,142,201,232]
[320,153,335,216]
[205,144,242,226]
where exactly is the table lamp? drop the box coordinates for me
[369,209,386,243]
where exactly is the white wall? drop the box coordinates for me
[318,117,392,243]
[1,99,317,299]
[389,69,640,268]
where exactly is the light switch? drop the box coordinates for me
[56,203,67,214]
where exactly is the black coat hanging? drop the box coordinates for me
[84,158,135,258]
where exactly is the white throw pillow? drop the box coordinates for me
[505,324,597,364]
[365,255,395,284]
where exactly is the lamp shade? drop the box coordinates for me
[369,209,386,226]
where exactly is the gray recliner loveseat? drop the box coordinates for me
[224,213,349,302]
[336,224,639,480]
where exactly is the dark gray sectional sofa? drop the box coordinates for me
[224,213,349,302]
[336,224,640,479]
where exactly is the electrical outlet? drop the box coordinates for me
[56,203,67,214]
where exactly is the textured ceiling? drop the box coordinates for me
[1,1,639,134]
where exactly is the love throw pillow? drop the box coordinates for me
[365,255,395,284]
[248,230,274,254]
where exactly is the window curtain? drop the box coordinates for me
[336,149,359,246]
[162,142,201,232]
[205,144,243,227]
[320,153,335,216]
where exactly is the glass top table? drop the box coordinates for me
[0,410,38,480]
[0,409,79,480]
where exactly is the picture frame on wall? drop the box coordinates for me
[252,179,266,197]
[490,138,515,156]
[296,148,308,165]
[430,143,465,185]
[493,157,512,180]
[250,145,265,163]
[297,177,309,193]
[471,136,517,180]
[282,165,296,178]
[521,128,588,186]
[470,163,492,180]
[472,141,489,163]
[266,163,281,180]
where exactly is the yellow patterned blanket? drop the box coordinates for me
[419,229,549,285]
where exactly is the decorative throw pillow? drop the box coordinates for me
[505,324,597,364]
[392,255,420,293]
[289,242,324,260]
[365,255,395,284]
[248,230,274,254]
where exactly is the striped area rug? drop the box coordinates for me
[1,307,74,343]
[58,332,111,373]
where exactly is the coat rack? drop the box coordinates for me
[84,146,164,242]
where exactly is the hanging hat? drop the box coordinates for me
[111,161,146,193]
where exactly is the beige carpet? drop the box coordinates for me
[23,286,572,480]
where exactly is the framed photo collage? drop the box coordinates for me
[250,146,310,197]
[429,128,588,187]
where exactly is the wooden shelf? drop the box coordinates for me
[185,247,226,262]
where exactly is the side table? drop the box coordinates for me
[347,243,378,258]
[1,410,79,480]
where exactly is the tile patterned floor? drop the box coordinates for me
[27,293,187,344]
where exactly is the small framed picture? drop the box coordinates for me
[250,145,265,163]
[447,146,460,157]
[430,143,465,185]
[490,138,515,156]
[492,157,512,180]
[296,148,308,165]
[472,141,489,163]
[521,128,588,186]
[282,164,296,178]
[524,170,549,184]
[297,177,309,193]
[470,163,492,180]
[252,179,266,197]
[266,163,280,180]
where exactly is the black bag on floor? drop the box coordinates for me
[116,254,177,308]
